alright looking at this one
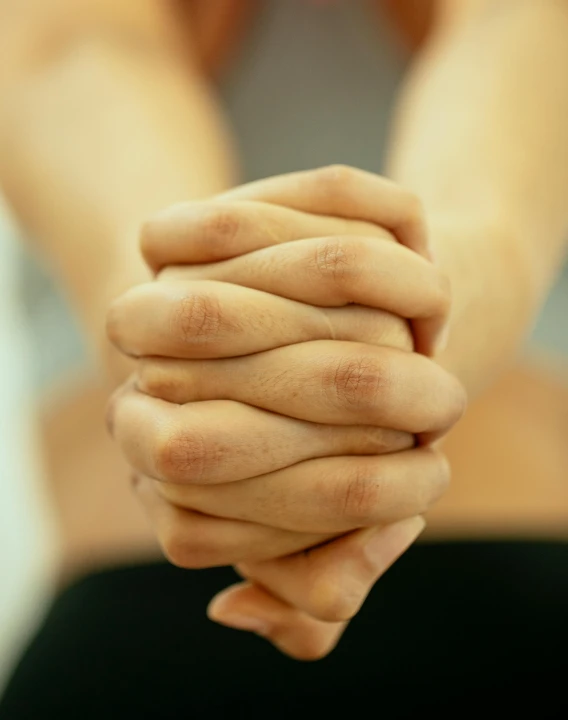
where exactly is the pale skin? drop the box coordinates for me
[1,0,568,660]
[105,172,466,659]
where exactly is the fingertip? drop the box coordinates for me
[207,583,347,661]
[208,610,271,637]
[360,515,426,576]
[207,583,273,638]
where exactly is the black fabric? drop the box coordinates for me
[1,541,567,718]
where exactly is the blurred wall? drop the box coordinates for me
[0,203,57,693]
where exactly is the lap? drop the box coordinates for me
[1,542,567,717]
[429,357,568,539]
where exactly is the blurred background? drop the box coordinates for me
[1,0,567,697]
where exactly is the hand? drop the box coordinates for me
[107,166,466,658]
[140,164,447,355]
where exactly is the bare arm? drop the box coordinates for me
[387,0,568,394]
[0,0,234,375]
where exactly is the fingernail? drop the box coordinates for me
[363,516,426,569]
[209,612,270,636]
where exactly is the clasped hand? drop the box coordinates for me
[107,166,466,659]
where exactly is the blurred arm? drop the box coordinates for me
[387,0,568,394]
[0,0,234,377]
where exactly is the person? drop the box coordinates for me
[0,0,567,716]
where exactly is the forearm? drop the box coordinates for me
[386,0,568,394]
[0,4,234,377]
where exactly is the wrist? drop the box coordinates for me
[426,214,535,396]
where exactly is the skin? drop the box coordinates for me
[105,175,466,657]
[1,0,567,659]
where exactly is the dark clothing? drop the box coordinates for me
[1,541,567,718]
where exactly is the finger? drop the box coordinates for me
[217,165,431,260]
[107,279,327,360]
[207,516,426,659]
[141,199,389,271]
[232,516,426,624]
[155,448,448,533]
[109,386,414,485]
[160,235,449,355]
[137,342,466,434]
[140,169,445,354]
[217,167,444,354]
[107,279,420,360]
[133,474,330,568]
[207,582,348,661]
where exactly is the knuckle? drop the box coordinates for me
[312,237,362,289]
[323,354,386,410]
[172,292,223,344]
[335,466,382,525]
[317,163,357,190]
[200,205,243,249]
[155,427,210,483]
